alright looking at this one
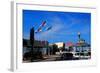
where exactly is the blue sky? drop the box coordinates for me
[23,10,91,44]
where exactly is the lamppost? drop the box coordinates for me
[77,32,81,59]
[78,32,81,43]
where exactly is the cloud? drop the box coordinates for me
[34,14,90,43]
[34,16,64,40]
[35,15,77,40]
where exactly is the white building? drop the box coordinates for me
[55,42,64,48]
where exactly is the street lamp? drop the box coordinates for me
[77,32,81,59]
[78,32,81,43]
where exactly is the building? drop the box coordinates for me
[75,39,90,52]
[65,42,74,51]
[55,42,64,48]
[23,39,50,61]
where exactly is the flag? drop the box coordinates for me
[37,27,42,32]
[37,21,46,32]
[46,26,52,31]
[41,21,46,27]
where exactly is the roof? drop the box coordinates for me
[65,42,74,47]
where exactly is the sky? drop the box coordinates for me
[23,10,91,44]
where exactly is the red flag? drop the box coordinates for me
[41,21,46,27]
[35,21,46,33]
